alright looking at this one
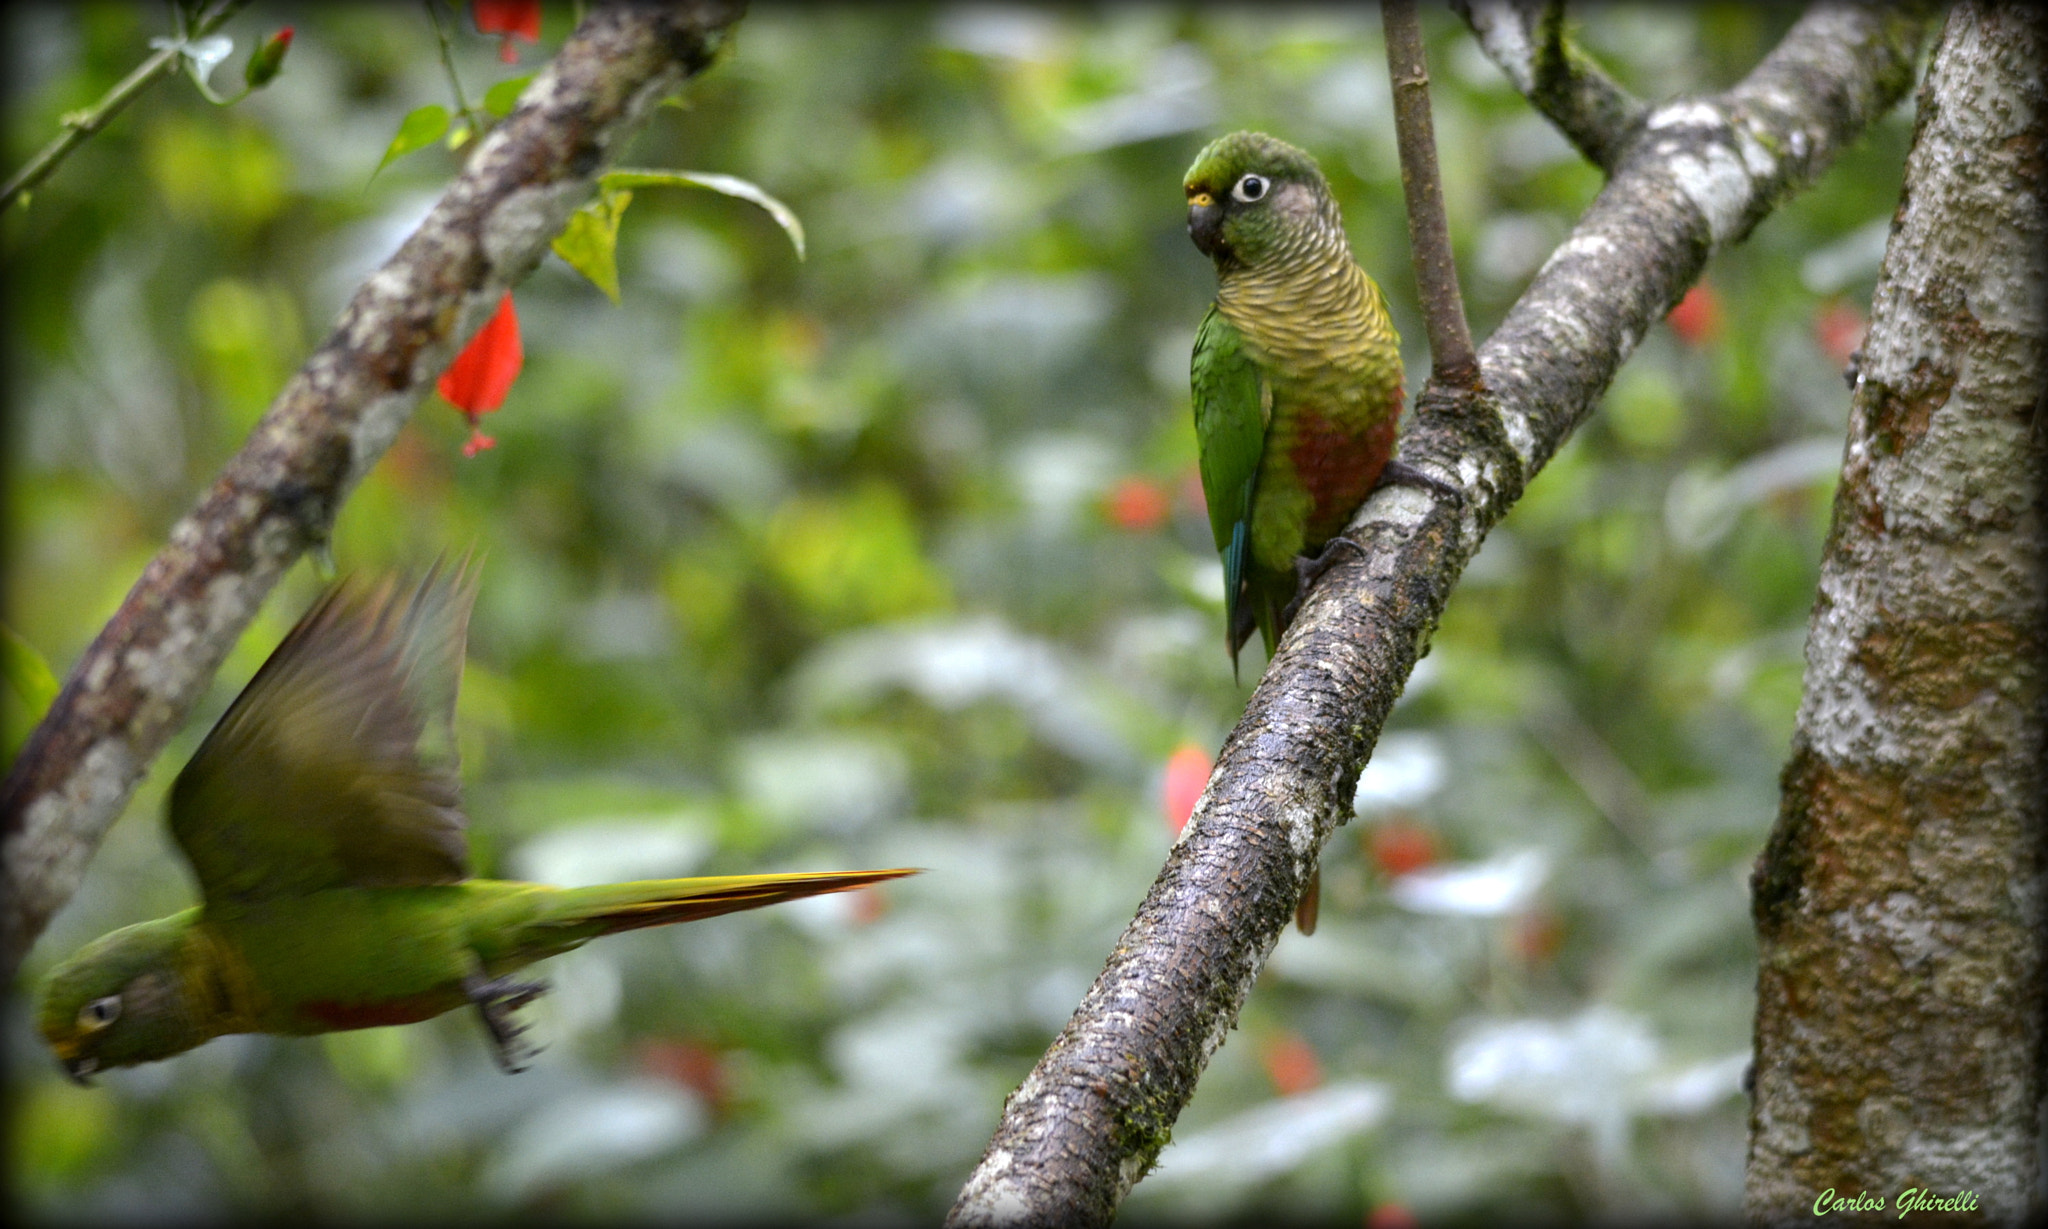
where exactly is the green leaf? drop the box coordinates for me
[374,104,450,177]
[483,75,533,118]
[2,624,59,726]
[600,168,806,261]
[552,188,633,303]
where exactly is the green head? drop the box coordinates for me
[1183,131,1343,272]
[37,913,210,1083]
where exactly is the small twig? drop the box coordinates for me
[0,0,255,215]
[1383,0,1479,387]
[425,0,485,141]
[1456,0,1645,172]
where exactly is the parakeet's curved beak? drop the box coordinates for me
[1187,191,1224,258]
[61,1055,97,1086]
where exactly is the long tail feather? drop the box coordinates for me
[556,868,920,936]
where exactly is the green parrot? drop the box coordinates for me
[37,560,916,1081]
[1186,130,1445,675]
[1185,131,1447,933]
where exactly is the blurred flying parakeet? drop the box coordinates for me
[1187,131,1443,675]
[38,560,916,1082]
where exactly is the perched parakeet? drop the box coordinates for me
[1185,130,1423,674]
[37,560,916,1081]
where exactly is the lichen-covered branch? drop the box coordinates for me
[0,0,747,976]
[1745,3,2047,1221]
[1383,0,1479,385]
[1454,0,1645,171]
[947,5,1932,1224]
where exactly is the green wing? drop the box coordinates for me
[1190,306,1268,660]
[168,559,481,904]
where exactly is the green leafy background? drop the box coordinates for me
[4,4,1910,1222]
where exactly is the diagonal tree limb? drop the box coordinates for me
[0,0,748,978]
[947,4,1933,1224]
[1383,0,1479,386]
[1455,0,1646,172]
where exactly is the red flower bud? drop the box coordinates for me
[244,27,293,89]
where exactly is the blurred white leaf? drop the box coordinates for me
[1354,732,1448,811]
[1054,42,1215,153]
[792,617,1133,768]
[567,592,672,661]
[1800,218,1890,294]
[513,817,714,888]
[527,948,623,1040]
[735,733,908,834]
[1390,849,1548,916]
[484,1081,706,1200]
[1642,1052,1749,1114]
[1146,1081,1391,1190]
[1011,432,1118,532]
[1267,920,1463,1008]
[1448,1008,1746,1167]
[1665,437,1842,551]
[933,5,1068,62]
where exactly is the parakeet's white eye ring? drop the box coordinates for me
[1231,174,1269,203]
[78,995,121,1031]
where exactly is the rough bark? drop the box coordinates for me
[948,5,1933,1224]
[1746,3,2048,1222]
[1455,0,1647,173]
[0,0,748,977]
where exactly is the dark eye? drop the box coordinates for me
[1231,174,1269,203]
[78,995,121,1030]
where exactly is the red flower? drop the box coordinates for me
[637,1039,730,1114]
[1104,476,1171,533]
[473,0,541,63]
[1366,1203,1420,1229]
[439,292,522,456]
[1813,298,1866,369]
[1258,1030,1324,1096]
[1509,908,1565,966]
[1367,820,1438,877]
[849,885,890,926]
[1666,283,1723,346]
[1161,743,1213,836]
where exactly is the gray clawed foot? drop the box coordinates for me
[1280,535,1368,629]
[464,972,550,1073]
[1377,457,1464,504]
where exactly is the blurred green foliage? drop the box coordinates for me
[4,3,1911,1222]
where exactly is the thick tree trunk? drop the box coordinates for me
[1746,3,2047,1222]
